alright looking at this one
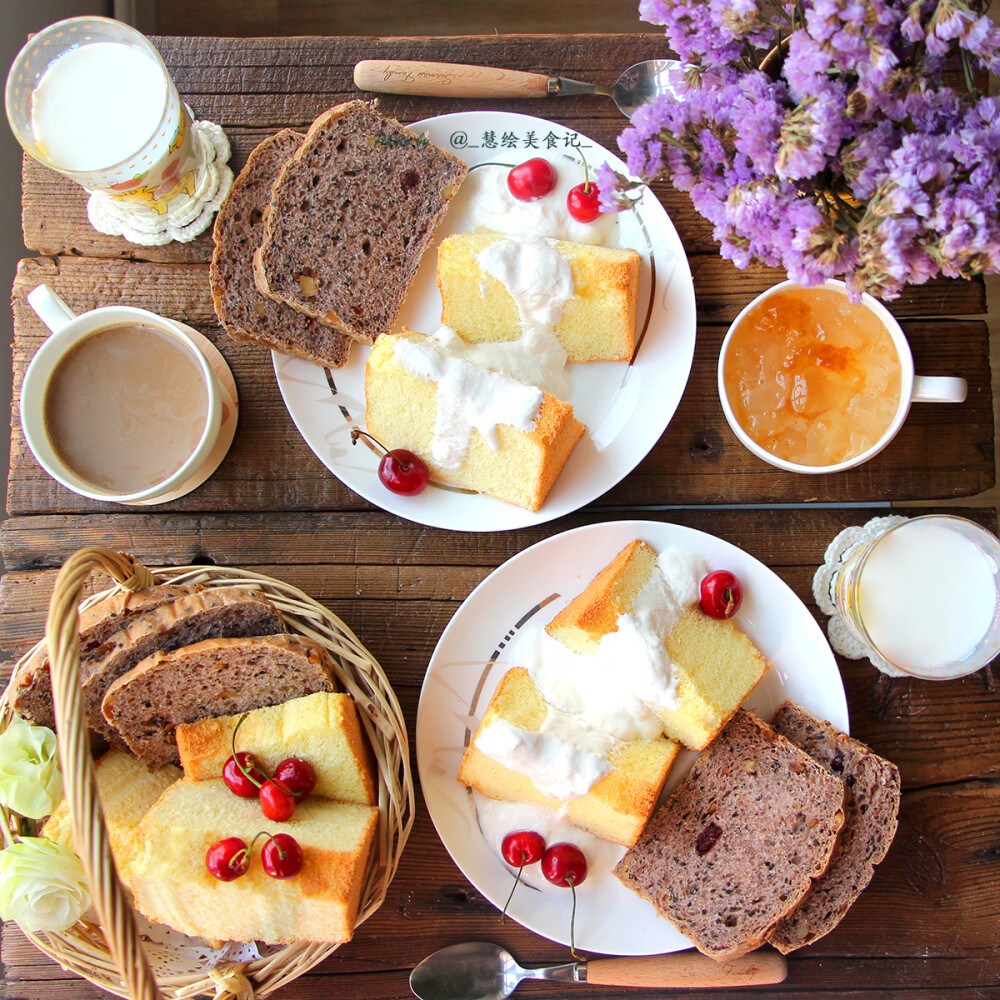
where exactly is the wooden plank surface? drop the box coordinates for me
[1,507,999,999]
[9,256,993,512]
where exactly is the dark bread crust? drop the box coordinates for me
[768,701,901,953]
[614,710,847,960]
[253,101,468,345]
[210,129,352,369]
[9,585,194,732]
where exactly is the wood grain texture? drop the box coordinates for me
[9,257,993,512]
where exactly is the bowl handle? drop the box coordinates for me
[47,546,163,1000]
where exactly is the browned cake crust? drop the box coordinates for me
[253,101,467,345]
[768,701,901,953]
[614,710,847,960]
[210,129,352,369]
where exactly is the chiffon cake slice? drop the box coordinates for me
[546,539,768,749]
[128,778,378,945]
[365,329,584,511]
[614,710,847,960]
[437,231,640,362]
[176,691,376,806]
[458,667,678,846]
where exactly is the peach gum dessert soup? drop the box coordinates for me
[723,287,902,467]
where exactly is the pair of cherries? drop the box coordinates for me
[506,157,602,223]
[222,713,318,822]
[206,831,303,881]
[501,831,588,959]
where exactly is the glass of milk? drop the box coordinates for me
[836,515,1000,679]
[5,16,199,214]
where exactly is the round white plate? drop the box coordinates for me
[273,111,696,531]
[416,520,848,956]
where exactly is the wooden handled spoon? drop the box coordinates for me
[409,941,788,999]
[354,59,684,118]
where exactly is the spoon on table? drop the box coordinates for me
[409,941,788,999]
[354,59,685,119]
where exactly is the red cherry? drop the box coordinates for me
[223,752,265,798]
[377,449,430,496]
[273,758,316,799]
[352,428,430,496]
[260,780,296,821]
[261,833,304,879]
[541,842,588,888]
[206,836,249,881]
[567,182,601,223]
[500,830,546,918]
[700,570,743,619]
[501,830,546,868]
[507,158,557,201]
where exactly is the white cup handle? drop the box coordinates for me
[912,375,967,403]
[27,284,77,334]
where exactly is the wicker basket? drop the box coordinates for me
[0,547,414,1000]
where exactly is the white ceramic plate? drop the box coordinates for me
[416,520,848,956]
[273,111,696,531]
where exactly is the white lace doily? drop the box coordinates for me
[87,119,233,246]
[812,515,910,677]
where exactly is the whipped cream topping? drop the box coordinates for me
[463,164,616,246]
[392,333,543,469]
[474,717,613,800]
[516,545,709,742]
[474,237,574,398]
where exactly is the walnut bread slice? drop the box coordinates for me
[253,100,468,345]
[768,701,901,953]
[102,635,337,768]
[614,710,847,960]
[211,128,352,369]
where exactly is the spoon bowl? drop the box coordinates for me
[610,59,686,117]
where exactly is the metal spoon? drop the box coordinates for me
[354,58,685,118]
[409,941,788,1000]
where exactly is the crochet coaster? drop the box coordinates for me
[86,118,233,246]
[812,515,909,677]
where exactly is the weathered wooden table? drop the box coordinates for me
[3,34,998,1000]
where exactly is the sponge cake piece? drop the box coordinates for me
[458,667,678,846]
[176,691,376,806]
[546,540,768,749]
[43,751,181,878]
[365,329,585,511]
[437,231,640,362]
[128,778,378,945]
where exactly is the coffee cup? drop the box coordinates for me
[20,284,230,504]
[717,279,967,474]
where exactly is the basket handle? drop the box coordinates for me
[47,547,163,1000]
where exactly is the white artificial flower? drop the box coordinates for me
[0,838,91,933]
[0,716,62,819]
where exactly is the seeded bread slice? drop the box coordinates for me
[210,129,352,369]
[253,100,468,345]
[9,585,194,732]
[79,588,285,746]
[614,710,847,960]
[102,635,336,768]
[768,701,901,953]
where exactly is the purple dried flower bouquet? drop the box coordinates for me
[602,0,1000,299]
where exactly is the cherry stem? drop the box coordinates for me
[249,831,285,860]
[580,148,591,194]
[351,428,411,471]
[501,853,528,921]
[567,876,584,962]
[231,714,264,790]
